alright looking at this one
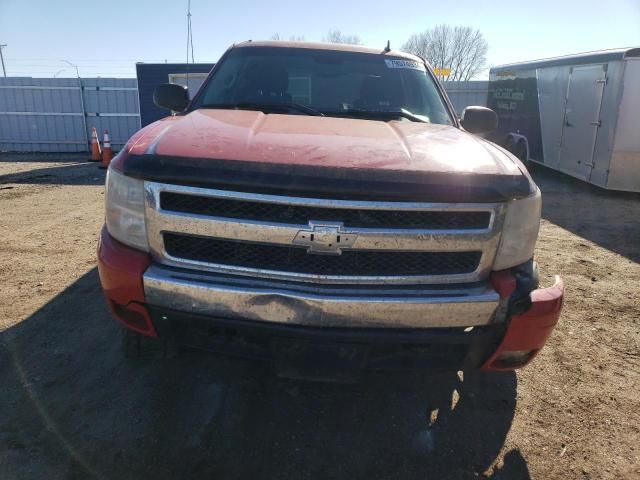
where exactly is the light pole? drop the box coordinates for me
[0,44,7,77]
[53,69,65,78]
[62,60,89,150]
[62,59,80,78]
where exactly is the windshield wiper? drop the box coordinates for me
[327,108,429,123]
[199,102,324,117]
[397,108,430,123]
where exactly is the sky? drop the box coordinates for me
[1,0,639,79]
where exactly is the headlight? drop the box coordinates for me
[493,188,541,270]
[105,167,149,252]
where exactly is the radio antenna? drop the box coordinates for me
[186,0,195,63]
[185,0,195,87]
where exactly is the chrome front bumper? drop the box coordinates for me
[143,264,502,329]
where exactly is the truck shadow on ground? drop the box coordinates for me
[0,162,105,187]
[533,166,640,263]
[0,269,528,480]
[0,152,92,164]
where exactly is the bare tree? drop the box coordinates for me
[402,25,488,81]
[323,29,362,45]
[270,33,306,41]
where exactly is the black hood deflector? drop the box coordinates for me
[124,154,533,203]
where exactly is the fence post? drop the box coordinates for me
[77,77,89,152]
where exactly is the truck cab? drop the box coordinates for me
[98,41,563,379]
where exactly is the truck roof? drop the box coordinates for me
[490,47,640,73]
[233,40,422,62]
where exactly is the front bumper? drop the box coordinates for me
[143,264,501,329]
[97,227,564,371]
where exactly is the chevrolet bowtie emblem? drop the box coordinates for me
[293,222,358,255]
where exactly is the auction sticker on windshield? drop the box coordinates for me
[384,59,426,71]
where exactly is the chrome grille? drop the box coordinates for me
[145,182,506,285]
[160,192,492,230]
[163,234,483,277]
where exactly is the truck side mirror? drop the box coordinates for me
[153,83,190,112]
[461,106,498,134]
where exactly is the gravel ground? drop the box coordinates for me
[0,153,638,479]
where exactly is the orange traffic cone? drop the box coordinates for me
[101,130,113,168]
[90,127,102,161]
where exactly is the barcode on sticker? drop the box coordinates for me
[384,59,425,71]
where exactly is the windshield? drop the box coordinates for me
[193,46,454,125]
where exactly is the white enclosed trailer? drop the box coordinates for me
[487,48,640,192]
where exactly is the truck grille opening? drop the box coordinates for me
[160,192,492,230]
[163,233,482,277]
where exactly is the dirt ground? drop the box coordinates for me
[0,153,638,479]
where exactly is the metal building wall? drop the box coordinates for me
[0,77,140,152]
[443,81,489,115]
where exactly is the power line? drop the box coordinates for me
[9,71,137,75]
[6,58,186,63]
[7,64,106,67]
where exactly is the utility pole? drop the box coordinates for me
[0,44,7,77]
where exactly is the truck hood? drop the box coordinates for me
[123,109,533,202]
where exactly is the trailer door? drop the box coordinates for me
[558,64,606,181]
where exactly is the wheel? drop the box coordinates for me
[514,141,526,160]
[121,327,180,360]
[515,140,535,173]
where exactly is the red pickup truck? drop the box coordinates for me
[97,41,563,379]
